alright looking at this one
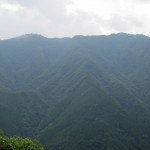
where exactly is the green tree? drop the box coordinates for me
[0,131,44,150]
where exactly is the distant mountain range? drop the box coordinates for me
[0,33,150,150]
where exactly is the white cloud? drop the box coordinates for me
[0,1,23,12]
[0,0,150,39]
[68,0,150,35]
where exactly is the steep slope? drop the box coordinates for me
[0,33,150,150]
[37,52,150,150]
[0,91,48,137]
[0,34,71,91]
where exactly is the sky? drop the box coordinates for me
[0,0,150,39]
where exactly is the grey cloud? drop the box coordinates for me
[9,0,72,25]
[0,0,73,38]
[0,0,150,39]
[107,14,143,32]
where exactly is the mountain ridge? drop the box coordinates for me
[0,32,149,41]
[0,33,150,149]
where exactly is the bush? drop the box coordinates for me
[0,131,44,150]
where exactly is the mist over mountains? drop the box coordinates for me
[0,33,150,150]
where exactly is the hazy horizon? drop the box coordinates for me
[0,32,149,40]
[0,0,150,39]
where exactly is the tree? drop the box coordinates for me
[0,131,44,150]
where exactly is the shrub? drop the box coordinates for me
[0,131,44,150]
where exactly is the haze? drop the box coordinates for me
[0,0,150,39]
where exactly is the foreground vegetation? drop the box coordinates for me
[0,131,44,150]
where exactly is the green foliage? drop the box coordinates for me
[0,133,44,150]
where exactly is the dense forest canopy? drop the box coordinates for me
[0,33,150,150]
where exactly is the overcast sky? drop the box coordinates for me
[0,0,150,39]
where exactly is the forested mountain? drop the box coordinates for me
[0,33,150,150]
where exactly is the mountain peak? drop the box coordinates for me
[110,32,148,38]
[18,33,47,39]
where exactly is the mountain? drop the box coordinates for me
[0,33,150,149]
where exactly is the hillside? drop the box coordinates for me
[0,33,150,149]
